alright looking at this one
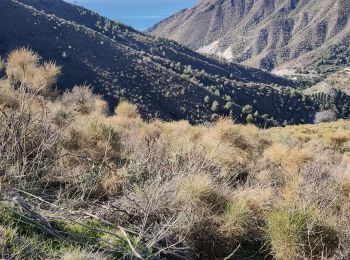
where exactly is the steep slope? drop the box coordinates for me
[149,0,350,71]
[0,0,322,126]
[2,0,349,125]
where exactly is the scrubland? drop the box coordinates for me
[0,48,349,259]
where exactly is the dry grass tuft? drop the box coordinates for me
[6,47,60,92]
[264,143,311,174]
[6,47,40,82]
[0,80,19,110]
[266,207,338,260]
[115,101,139,119]
[62,85,97,114]
[62,249,108,260]
[178,174,230,213]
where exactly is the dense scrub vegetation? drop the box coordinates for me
[0,49,349,259]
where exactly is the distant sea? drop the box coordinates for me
[64,0,197,31]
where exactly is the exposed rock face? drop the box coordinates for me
[149,0,350,70]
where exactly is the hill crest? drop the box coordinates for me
[149,0,350,71]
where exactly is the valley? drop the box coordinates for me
[0,0,349,259]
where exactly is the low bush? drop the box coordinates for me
[266,207,338,260]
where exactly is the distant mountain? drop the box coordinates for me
[1,0,349,125]
[149,0,350,71]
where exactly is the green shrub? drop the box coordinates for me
[265,207,338,260]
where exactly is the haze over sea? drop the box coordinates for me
[64,0,197,31]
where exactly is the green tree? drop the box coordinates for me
[184,65,193,75]
[224,102,233,111]
[246,114,254,124]
[211,101,219,112]
[104,21,111,32]
[242,105,253,114]
[0,56,4,71]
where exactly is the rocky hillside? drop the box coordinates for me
[149,0,350,71]
[1,0,349,125]
[0,0,324,126]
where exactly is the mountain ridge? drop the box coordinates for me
[1,0,323,126]
[1,0,349,125]
[149,0,350,71]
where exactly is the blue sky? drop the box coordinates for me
[64,0,197,31]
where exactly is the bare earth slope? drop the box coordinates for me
[149,0,350,70]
